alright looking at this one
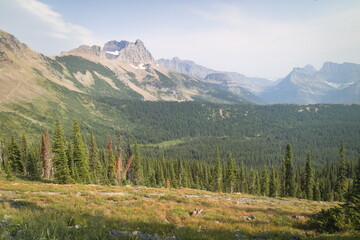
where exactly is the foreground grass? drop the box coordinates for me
[0,179,359,240]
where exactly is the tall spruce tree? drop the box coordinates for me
[269,166,278,197]
[335,142,347,201]
[304,153,314,200]
[284,144,295,197]
[226,154,236,193]
[21,135,28,175]
[27,152,40,180]
[52,120,73,184]
[72,120,91,183]
[106,139,116,185]
[239,161,246,193]
[212,149,223,192]
[343,157,360,230]
[261,168,270,196]
[8,136,25,175]
[132,143,144,185]
[88,130,102,183]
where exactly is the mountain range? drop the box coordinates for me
[0,29,359,108]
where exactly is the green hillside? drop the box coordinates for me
[1,82,360,168]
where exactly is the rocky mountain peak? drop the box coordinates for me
[0,30,28,53]
[66,45,101,57]
[135,39,144,46]
[102,39,153,63]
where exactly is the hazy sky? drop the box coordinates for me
[1,0,360,79]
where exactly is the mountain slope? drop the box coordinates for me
[157,57,275,102]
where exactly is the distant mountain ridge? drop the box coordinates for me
[0,28,359,105]
[260,62,360,104]
[157,57,274,103]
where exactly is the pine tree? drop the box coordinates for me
[106,139,116,185]
[226,154,236,193]
[239,161,246,193]
[72,120,91,183]
[212,149,222,192]
[66,141,75,179]
[335,142,347,201]
[343,157,360,230]
[52,120,73,184]
[21,135,28,175]
[41,130,53,178]
[169,162,178,188]
[269,167,278,197]
[304,153,314,200]
[27,152,40,180]
[88,130,102,183]
[261,168,270,196]
[283,144,295,197]
[0,141,5,174]
[132,143,143,185]
[8,136,25,175]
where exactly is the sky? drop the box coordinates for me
[0,0,360,79]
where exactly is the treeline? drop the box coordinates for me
[0,120,359,202]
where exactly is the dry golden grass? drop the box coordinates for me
[0,179,359,240]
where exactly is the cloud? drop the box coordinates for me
[15,0,95,44]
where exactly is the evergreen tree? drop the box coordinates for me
[226,154,236,193]
[211,149,222,192]
[8,136,25,175]
[27,152,40,180]
[132,143,143,185]
[0,141,5,174]
[304,153,314,200]
[41,130,53,178]
[269,167,278,197]
[261,168,270,196]
[88,130,102,183]
[66,141,75,179]
[72,120,91,183]
[21,134,28,175]
[106,139,116,185]
[283,144,295,197]
[52,120,73,184]
[169,162,178,188]
[239,161,246,193]
[343,157,360,230]
[335,142,347,201]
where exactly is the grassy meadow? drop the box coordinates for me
[1,178,359,240]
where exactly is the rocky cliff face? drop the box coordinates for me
[65,39,154,63]
[102,39,154,63]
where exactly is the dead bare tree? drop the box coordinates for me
[41,130,53,178]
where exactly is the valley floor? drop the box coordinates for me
[0,179,358,240]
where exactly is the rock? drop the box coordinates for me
[0,220,9,226]
[189,209,204,216]
[109,230,160,240]
[3,214,12,220]
[163,236,177,240]
[235,233,246,240]
[246,215,256,221]
[292,215,306,220]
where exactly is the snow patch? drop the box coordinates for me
[324,81,341,88]
[130,63,146,70]
[105,50,120,56]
